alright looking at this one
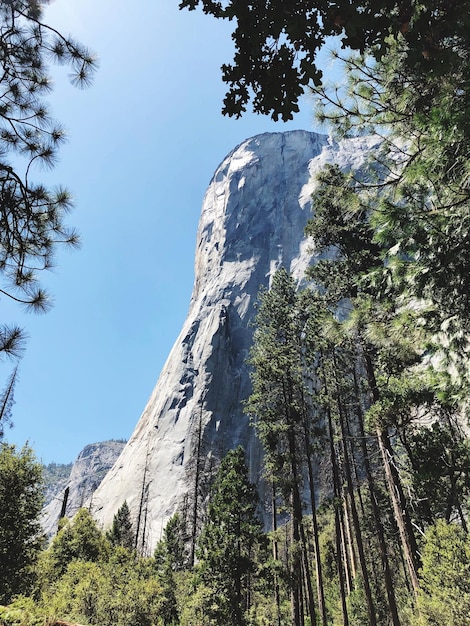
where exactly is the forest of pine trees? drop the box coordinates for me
[1,1,469,625]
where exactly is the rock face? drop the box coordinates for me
[92,130,380,551]
[41,440,125,537]
[43,462,73,508]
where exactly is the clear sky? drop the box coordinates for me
[2,0,332,464]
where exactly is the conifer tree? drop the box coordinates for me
[196,446,263,626]
[107,501,135,551]
[0,0,97,358]
[152,513,184,625]
[0,442,44,603]
[0,366,18,439]
[310,40,470,395]
[44,508,108,580]
[154,512,186,572]
[247,268,325,626]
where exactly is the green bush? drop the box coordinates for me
[39,547,178,626]
[0,596,48,626]
[417,521,470,625]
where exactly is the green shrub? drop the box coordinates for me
[417,521,470,625]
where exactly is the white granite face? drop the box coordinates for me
[41,440,125,538]
[91,131,380,550]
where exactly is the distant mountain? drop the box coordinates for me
[90,130,380,552]
[42,462,73,507]
[41,440,126,537]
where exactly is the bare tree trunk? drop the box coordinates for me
[281,379,306,626]
[342,494,357,583]
[352,365,402,626]
[135,443,150,553]
[141,485,150,556]
[327,403,350,626]
[288,438,304,626]
[57,486,70,532]
[346,401,384,597]
[272,482,282,626]
[376,427,420,596]
[333,355,377,626]
[189,403,204,566]
[301,404,328,625]
[59,486,69,520]
[300,523,317,626]
[363,351,421,598]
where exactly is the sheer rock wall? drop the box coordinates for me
[92,131,379,549]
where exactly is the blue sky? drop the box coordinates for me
[3,0,332,464]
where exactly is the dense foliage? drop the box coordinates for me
[179,0,469,120]
[106,501,135,550]
[42,461,73,488]
[1,1,469,624]
[0,443,44,604]
[195,446,263,626]
[0,446,468,625]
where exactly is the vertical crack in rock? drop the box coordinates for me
[91,130,380,549]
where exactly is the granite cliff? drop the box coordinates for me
[41,440,125,537]
[91,130,380,551]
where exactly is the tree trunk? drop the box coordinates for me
[58,486,69,526]
[363,350,421,598]
[333,355,377,626]
[342,493,357,583]
[352,365,402,626]
[189,404,204,566]
[281,379,306,626]
[272,482,282,626]
[135,443,150,553]
[376,427,420,596]
[288,431,304,626]
[300,522,317,626]
[327,403,350,626]
[301,404,328,625]
[339,491,353,596]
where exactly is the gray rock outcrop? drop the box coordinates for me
[41,440,125,537]
[92,130,380,551]
[43,462,72,508]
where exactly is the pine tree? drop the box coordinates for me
[0,442,44,603]
[196,446,263,626]
[154,512,186,572]
[107,501,135,551]
[0,366,18,438]
[152,513,184,625]
[310,40,470,395]
[247,268,325,626]
[0,1,97,357]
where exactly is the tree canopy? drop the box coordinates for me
[196,446,263,626]
[0,0,96,361]
[0,443,44,604]
[106,501,135,551]
[179,0,469,120]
